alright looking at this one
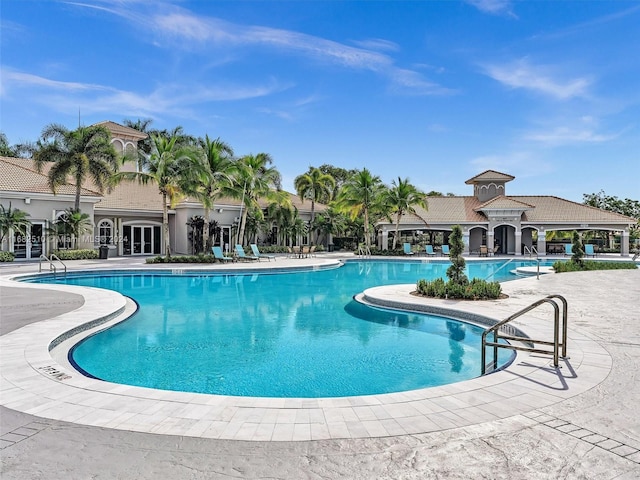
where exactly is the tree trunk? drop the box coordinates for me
[202,207,210,253]
[163,193,171,257]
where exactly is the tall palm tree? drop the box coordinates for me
[54,208,93,249]
[383,177,429,250]
[188,135,235,252]
[334,168,385,249]
[32,124,119,211]
[294,167,335,245]
[116,134,202,257]
[0,202,31,247]
[222,153,288,246]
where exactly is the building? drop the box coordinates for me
[0,121,323,259]
[377,170,636,256]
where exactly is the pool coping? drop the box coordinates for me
[0,265,612,442]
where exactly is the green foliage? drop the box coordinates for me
[0,251,15,262]
[416,277,502,300]
[570,230,585,266]
[146,254,217,264]
[553,260,637,272]
[52,249,99,260]
[446,225,468,284]
[0,202,31,245]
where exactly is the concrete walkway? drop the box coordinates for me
[1,255,639,479]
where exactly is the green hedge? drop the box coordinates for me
[146,254,218,264]
[0,251,15,262]
[553,260,637,272]
[416,277,502,300]
[52,249,99,260]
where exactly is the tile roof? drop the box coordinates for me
[94,121,148,140]
[465,170,515,184]
[0,157,101,197]
[476,195,535,210]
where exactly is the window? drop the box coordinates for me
[98,219,113,245]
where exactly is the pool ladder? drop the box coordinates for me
[39,254,67,276]
[481,294,568,375]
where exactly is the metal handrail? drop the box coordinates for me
[39,254,67,276]
[483,258,514,281]
[481,294,568,375]
[523,245,538,258]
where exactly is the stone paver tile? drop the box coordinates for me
[544,419,570,428]
[379,418,407,436]
[1,432,28,443]
[326,422,350,439]
[624,451,640,463]
[345,421,370,438]
[611,445,639,457]
[0,439,15,449]
[292,423,311,441]
[568,428,595,439]
[361,419,390,437]
[10,426,41,436]
[597,439,623,450]
[233,422,258,440]
[271,423,295,442]
[581,433,608,444]
[556,423,581,433]
[310,423,331,440]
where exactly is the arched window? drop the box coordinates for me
[98,219,113,245]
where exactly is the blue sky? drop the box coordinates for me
[1,0,639,202]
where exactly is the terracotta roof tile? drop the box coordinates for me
[465,170,515,184]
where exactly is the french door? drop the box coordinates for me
[13,223,44,259]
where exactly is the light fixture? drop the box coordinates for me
[24,198,31,204]
[217,208,223,213]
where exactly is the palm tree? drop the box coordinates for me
[53,208,93,249]
[294,167,335,245]
[334,168,385,249]
[189,135,235,252]
[0,202,31,247]
[222,153,288,246]
[32,124,119,211]
[383,177,429,250]
[116,134,202,257]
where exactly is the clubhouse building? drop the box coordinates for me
[0,122,636,259]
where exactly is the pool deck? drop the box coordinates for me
[1,253,639,479]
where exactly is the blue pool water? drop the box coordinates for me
[31,260,531,397]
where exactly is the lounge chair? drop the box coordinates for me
[403,243,415,255]
[235,244,259,261]
[424,245,436,256]
[441,245,450,256]
[564,244,572,256]
[584,244,596,257]
[212,246,234,263]
[250,243,276,261]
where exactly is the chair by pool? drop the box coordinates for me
[584,244,596,257]
[424,245,436,256]
[441,245,450,256]
[235,244,259,261]
[403,243,415,255]
[564,244,572,256]
[250,244,276,261]
[212,246,234,263]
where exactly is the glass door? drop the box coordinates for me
[12,223,44,259]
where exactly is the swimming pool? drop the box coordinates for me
[31,260,528,397]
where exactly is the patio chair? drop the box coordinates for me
[424,245,436,256]
[479,245,493,257]
[403,243,415,255]
[441,244,450,256]
[564,244,572,256]
[250,243,276,261]
[212,246,234,263]
[584,244,596,257]
[235,244,259,261]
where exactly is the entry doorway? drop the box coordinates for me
[13,223,45,259]
[123,225,161,255]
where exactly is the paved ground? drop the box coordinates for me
[1,255,639,479]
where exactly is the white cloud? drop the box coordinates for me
[69,1,448,96]
[524,126,619,146]
[470,151,554,178]
[483,58,591,99]
[465,0,516,17]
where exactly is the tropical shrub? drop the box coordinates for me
[0,251,15,262]
[52,249,99,260]
[416,277,502,300]
[146,254,217,264]
[553,260,637,272]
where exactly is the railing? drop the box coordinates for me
[481,294,568,375]
[357,244,371,258]
[523,245,538,258]
[483,258,514,281]
[39,254,67,276]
